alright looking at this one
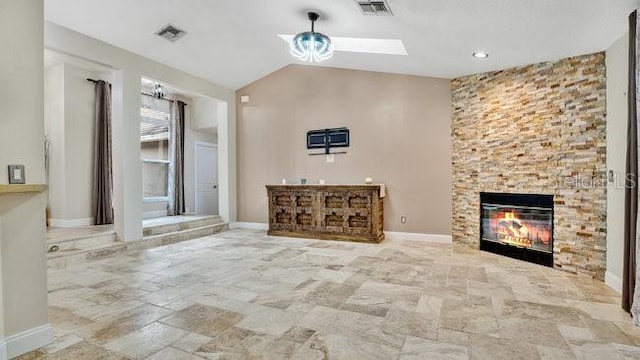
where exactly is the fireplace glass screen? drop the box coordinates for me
[481,203,552,254]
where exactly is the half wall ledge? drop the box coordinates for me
[0,184,46,194]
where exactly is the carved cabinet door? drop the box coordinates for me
[344,191,373,236]
[320,191,348,234]
[293,190,315,231]
[269,191,297,231]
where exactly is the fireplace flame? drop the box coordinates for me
[497,211,532,248]
[484,206,552,251]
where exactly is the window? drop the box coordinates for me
[141,96,171,201]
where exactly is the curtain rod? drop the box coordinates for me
[141,92,187,106]
[88,79,186,106]
[87,78,112,89]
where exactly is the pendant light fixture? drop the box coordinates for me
[290,12,333,63]
[151,83,166,100]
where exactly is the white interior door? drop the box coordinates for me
[195,142,218,215]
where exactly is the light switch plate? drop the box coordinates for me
[8,164,25,184]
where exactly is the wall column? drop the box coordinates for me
[218,100,236,223]
[111,69,143,241]
[0,0,52,357]
[0,218,5,360]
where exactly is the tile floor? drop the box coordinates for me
[19,229,640,359]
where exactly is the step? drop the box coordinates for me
[47,222,228,268]
[46,232,117,254]
[47,242,127,269]
[142,215,222,236]
[139,222,228,249]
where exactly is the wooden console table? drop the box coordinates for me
[266,184,385,243]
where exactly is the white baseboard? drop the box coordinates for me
[48,217,93,227]
[384,231,452,243]
[229,224,452,244]
[230,222,269,230]
[605,270,623,294]
[142,210,168,219]
[4,324,53,359]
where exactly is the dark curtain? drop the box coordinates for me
[92,80,114,225]
[624,10,639,314]
[169,100,186,215]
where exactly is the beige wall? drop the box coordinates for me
[0,0,51,357]
[237,65,452,234]
[44,64,66,222]
[192,96,223,131]
[65,65,101,221]
[45,63,108,225]
[0,194,48,340]
[606,33,629,292]
[0,2,46,186]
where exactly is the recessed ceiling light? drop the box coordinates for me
[473,51,489,59]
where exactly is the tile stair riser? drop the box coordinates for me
[46,229,116,243]
[143,224,181,236]
[47,234,117,252]
[143,217,222,236]
[86,245,128,261]
[46,242,127,260]
[179,217,222,230]
[47,244,127,269]
[144,223,228,244]
[177,223,227,239]
[125,224,228,252]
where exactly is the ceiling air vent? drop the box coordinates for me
[155,24,186,42]
[355,1,393,16]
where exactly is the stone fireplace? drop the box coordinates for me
[451,52,607,280]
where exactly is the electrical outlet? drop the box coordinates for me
[401,216,407,224]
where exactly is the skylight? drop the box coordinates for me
[278,35,408,56]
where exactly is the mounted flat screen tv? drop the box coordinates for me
[307,128,350,150]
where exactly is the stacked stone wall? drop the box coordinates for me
[451,52,607,279]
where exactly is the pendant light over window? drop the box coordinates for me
[290,12,333,63]
[152,83,166,100]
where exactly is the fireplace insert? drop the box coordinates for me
[480,192,553,267]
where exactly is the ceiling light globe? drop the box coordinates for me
[152,83,166,99]
[291,31,333,63]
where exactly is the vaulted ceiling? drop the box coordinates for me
[45,0,639,89]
